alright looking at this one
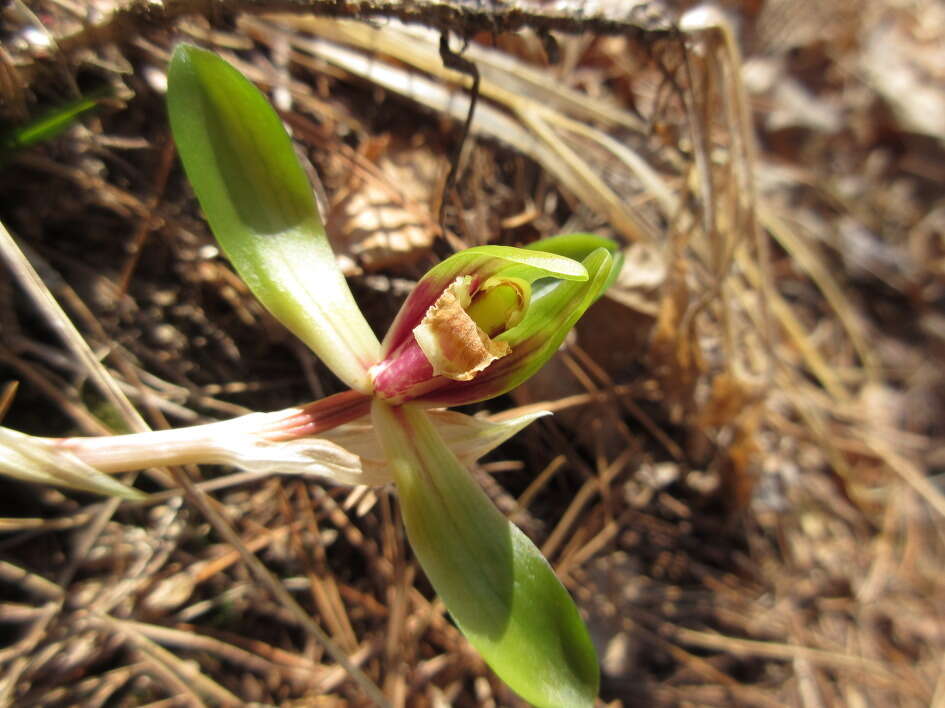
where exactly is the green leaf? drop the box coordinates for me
[0,92,105,161]
[373,400,599,708]
[166,45,380,392]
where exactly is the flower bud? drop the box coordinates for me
[369,242,616,406]
[371,274,527,402]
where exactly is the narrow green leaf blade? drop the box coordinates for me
[373,400,599,708]
[166,45,380,391]
[1,92,104,159]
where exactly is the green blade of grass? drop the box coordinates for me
[0,93,104,160]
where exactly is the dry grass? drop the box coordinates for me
[1,1,943,706]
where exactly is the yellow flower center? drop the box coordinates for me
[466,277,530,337]
[412,276,531,381]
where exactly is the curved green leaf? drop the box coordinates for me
[373,400,599,707]
[166,45,380,392]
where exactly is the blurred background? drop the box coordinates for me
[1,0,943,705]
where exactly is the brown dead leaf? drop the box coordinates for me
[717,414,762,514]
[859,9,945,143]
[697,370,760,429]
[648,258,704,421]
[327,137,444,272]
[605,243,666,317]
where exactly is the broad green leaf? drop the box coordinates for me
[373,400,599,707]
[166,45,380,392]
[381,244,587,357]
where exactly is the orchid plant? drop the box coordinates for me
[1,45,624,706]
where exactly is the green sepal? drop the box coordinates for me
[166,45,380,392]
[372,400,599,708]
[527,233,624,300]
[424,244,588,285]
[323,408,548,473]
[495,247,615,376]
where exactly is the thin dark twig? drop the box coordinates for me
[437,30,481,241]
[536,28,561,64]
